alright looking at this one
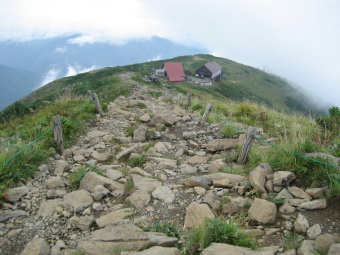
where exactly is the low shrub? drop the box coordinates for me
[129,154,146,167]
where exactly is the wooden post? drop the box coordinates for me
[53,115,64,153]
[187,93,192,107]
[88,90,104,116]
[178,95,183,105]
[237,127,257,164]
[199,103,212,124]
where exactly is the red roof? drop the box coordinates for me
[164,62,185,82]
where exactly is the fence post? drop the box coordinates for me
[53,115,64,153]
[88,90,104,116]
[178,94,183,105]
[237,126,257,164]
[199,103,212,124]
[187,93,192,107]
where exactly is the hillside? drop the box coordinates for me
[0,87,339,255]
[10,54,322,117]
[0,36,204,109]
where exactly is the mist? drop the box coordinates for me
[1,0,339,106]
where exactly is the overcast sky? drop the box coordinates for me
[0,0,339,106]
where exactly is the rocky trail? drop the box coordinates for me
[0,86,339,255]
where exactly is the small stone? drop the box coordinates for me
[288,187,312,200]
[328,243,340,255]
[273,171,296,186]
[92,203,104,211]
[188,156,208,164]
[249,163,273,193]
[297,240,316,255]
[305,188,324,198]
[127,190,151,209]
[194,187,206,195]
[315,233,337,252]
[131,174,162,193]
[4,186,30,202]
[276,188,293,200]
[307,224,322,239]
[45,176,64,189]
[152,186,175,203]
[63,190,94,212]
[279,202,296,214]
[265,228,280,235]
[139,114,151,122]
[68,215,95,231]
[294,213,309,233]
[179,164,198,174]
[92,151,110,162]
[95,208,133,228]
[183,177,212,188]
[106,169,124,181]
[21,238,50,255]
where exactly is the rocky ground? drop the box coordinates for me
[0,86,339,255]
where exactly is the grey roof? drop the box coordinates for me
[204,62,222,74]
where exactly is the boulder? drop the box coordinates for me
[121,246,180,255]
[95,208,133,228]
[328,243,340,255]
[307,224,322,239]
[298,199,327,210]
[294,214,309,233]
[273,171,296,186]
[248,198,277,224]
[183,202,215,230]
[131,174,162,193]
[133,125,148,142]
[126,190,151,209]
[139,114,151,122]
[179,164,198,174]
[4,186,30,202]
[68,215,95,231]
[288,187,312,200]
[249,163,273,193]
[92,151,111,162]
[21,238,50,255]
[146,232,178,247]
[206,139,239,152]
[37,199,65,217]
[297,240,316,255]
[279,202,296,214]
[76,223,149,255]
[45,176,64,189]
[152,186,175,203]
[305,188,324,198]
[183,177,212,188]
[80,171,124,194]
[315,233,338,252]
[63,190,94,212]
[53,160,69,176]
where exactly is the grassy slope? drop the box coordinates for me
[17,54,321,115]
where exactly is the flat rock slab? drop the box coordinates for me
[146,232,178,247]
[76,223,148,255]
[95,208,133,228]
[131,174,162,193]
[21,238,50,255]
[0,210,26,222]
[4,186,30,202]
[122,246,180,255]
[206,139,240,152]
[298,199,327,210]
[201,243,277,255]
[63,190,93,212]
[201,173,246,188]
[183,177,213,188]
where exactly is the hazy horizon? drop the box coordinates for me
[1,0,339,106]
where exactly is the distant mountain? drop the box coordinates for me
[0,65,40,110]
[0,35,205,109]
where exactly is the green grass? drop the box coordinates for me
[142,222,181,239]
[124,176,135,195]
[0,95,96,196]
[181,218,255,255]
[129,154,147,167]
[69,165,105,190]
[282,232,304,250]
[220,125,238,138]
[266,193,285,206]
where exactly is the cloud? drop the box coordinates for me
[38,68,60,88]
[1,0,340,106]
[66,64,97,77]
[55,46,67,53]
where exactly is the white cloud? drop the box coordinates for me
[1,0,340,106]
[38,68,60,88]
[148,55,162,61]
[55,46,67,53]
[66,64,97,77]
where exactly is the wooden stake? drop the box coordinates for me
[237,126,257,164]
[199,103,212,124]
[178,94,183,105]
[187,93,192,106]
[53,115,64,153]
[88,90,104,116]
